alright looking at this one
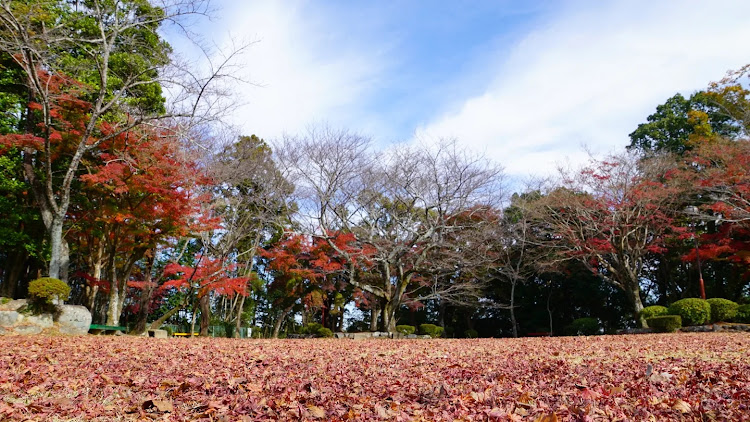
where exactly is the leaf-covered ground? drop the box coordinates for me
[0,333,748,421]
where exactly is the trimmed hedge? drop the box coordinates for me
[641,305,668,321]
[27,277,70,314]
[299,322,332,338]
[707,298,739,322]
[317,327,333,338]
[646,315,682,333]
[668,298,711,326]
[395,325,416,335]
[464,329,478,338]
[564,317,600,336]
[736,304,750,323]
[419,324,444,338]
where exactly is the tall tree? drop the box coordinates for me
[628,92,742,155]
[533,152,686,327]
[72,124,207,326]
[0,0,237,279]
[206,134,294,337]
[278,128,504,332]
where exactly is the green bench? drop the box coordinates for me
[89,324,127,335]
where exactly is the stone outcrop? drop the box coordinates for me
[0,298,92,336]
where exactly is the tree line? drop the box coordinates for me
[1,1,749,337]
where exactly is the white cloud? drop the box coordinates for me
[414,0,750,178]
[197,0,386,140]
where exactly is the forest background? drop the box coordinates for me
[1,0,750,338]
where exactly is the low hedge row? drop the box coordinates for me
[643,297,749,331]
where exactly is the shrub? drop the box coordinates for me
[317,327,333,338]
[641,305,668,321]
[300,322,323,335]
[564,317,600,336]
[27,277,70,314]
[646,315,682,333]
[735,304,750,323]
[668,298,711,326]
[464,329,478,338]
[706,298,739,322]
[395,325,416,335]
[419,323,444,338]
[299,322,333,338]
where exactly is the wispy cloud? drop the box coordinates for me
[195,0,388,141]
[415,0,750,178]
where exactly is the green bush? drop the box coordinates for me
[646,315,682,333]
[419,323,444,338]
[707,298,739,322]
[27,277,70,314]
[564,317,600,336]
[299,322,333,338]
[395,325,416,335]
[464,329,478,338]
[641,305,668,321]
[735,304,750,323]
[300,322,323,335]
[668,298,711,326]
[317,327,333,338]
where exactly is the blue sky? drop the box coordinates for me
[175,0,750,179]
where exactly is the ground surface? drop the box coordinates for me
[0,333,748,421]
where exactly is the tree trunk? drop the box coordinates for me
[369,302,379,331]
[272,304,294,338]
[382,300,397,333]
[86,240,105,311]
[510,280,518,338]
[1,250,26,298]
[233,295,246,338]
[627,283,646,328]
[547,283,554,335]
[438,299,446,330]
[48,218,66,280]
[106,287,120,326]
[199,294,210,336]
[149,302,186,330]
[105,249,120,326]
[131,280,154,335]
[132,255,156,335]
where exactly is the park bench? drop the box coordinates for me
[89,324,127,335]
[172,332,199,337]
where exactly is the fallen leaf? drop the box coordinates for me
[142,399,173,413]
[672,399,691,414]
[307,405,326,419]
[534,413,559,422]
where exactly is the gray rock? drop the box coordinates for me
[148,329,168,339]
[0,326,5,335]
[349,332,373,340]
[0,299,28,312]
[14,324,42,335]
[406,334,417,339]
[26,314,53,328]
[56,305,92,335]
[0,311,20,326]
[334,332,347,339]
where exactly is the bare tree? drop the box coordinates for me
[277,127,504,331]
